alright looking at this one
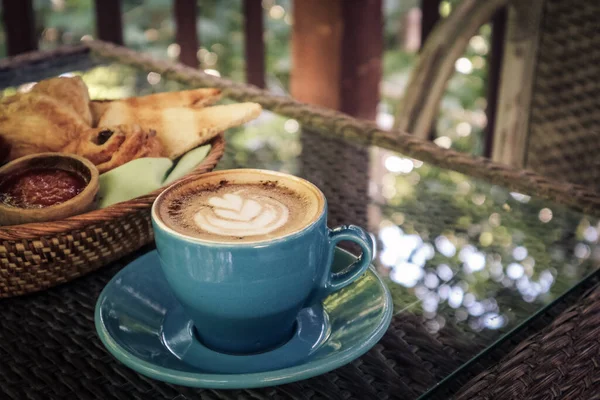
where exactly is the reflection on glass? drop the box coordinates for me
[372,149,599,337]
[37,64,597,341]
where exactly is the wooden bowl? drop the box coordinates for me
[0,153,99,226]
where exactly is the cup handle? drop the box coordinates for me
[319,225,374,299]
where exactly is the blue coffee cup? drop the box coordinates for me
[151,169,373,354]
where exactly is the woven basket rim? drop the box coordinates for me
[0,134,225,240]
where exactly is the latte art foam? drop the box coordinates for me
[194,190,289,237]
[158,179,320,243]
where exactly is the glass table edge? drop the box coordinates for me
[418,267,600,399]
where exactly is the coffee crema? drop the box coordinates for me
[157,176,322,243]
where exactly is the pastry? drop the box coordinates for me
[0,76,262,173]
[90,87,222,126]
[98,101,262,159]
[31,76,92,126]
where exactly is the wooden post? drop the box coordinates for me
[291,0,382,119]
[420,0,441,140]
[340,0,383,120]
[243,0,265,88]
[484,9,507,158]
[491,1,544,167]
[291,1,343,111]
[174,0,199,68]
[94,0,123,45]
[1,0,37,55]
[421,0,441,45]
[292,0,382,230]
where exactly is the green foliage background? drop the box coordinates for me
[1,0,488,155]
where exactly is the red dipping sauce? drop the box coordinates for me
[0,168,87,208]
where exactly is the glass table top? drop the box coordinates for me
[1,58,599,398]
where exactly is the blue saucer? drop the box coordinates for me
[162,301,330,374]
[95,249,393,389]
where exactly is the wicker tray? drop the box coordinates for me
[0,134,225,298]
